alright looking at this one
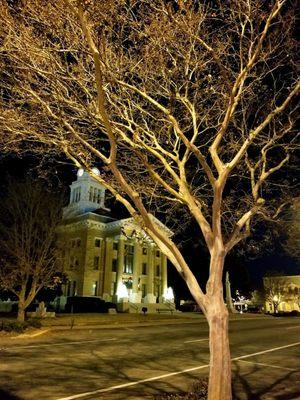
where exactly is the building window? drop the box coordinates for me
[113,242,118,251]
[70,238,81,248]
[93,256,100,270]
[69,256,79,270]
[124,244,134,274]
[112,258,117,272]
[95,238,101,248]
[142,247,147,255]
[92,281,98,296]
[156,250,160,257]
[97,189,101,204]
[72,187,81,203]
[142,263,147,275]
[142,284,147,298]
[156,265,160,277]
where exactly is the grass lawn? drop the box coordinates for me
[0,311,199,327]
[39,312,192,327]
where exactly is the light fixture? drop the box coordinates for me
[91,167,100,176]
[77,168,84,177]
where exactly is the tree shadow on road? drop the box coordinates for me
[2,331,299,400]
[0,333,211,400]
[232,360,300,400]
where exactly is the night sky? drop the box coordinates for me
[0,153,298,302]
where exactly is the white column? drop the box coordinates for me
[131,240,142,303]
[116,236,125,301]
[161,254,168,302]
[145,243,156,303]
[102,238,113,301]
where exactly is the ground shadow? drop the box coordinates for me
[0,389,23,400]
[232,360,300,400]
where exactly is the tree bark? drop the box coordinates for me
[17,301,26,322]
[205,245,232,400]
[207,300,232,400]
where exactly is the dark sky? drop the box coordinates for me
[0,154,299,300]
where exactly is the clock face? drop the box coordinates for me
[91,167,100,176]
[77,168,84,177]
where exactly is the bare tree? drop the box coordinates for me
[263,273,288,313]
[0,1,299,398]
[0,178,63,321]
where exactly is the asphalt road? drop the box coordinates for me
[0,315,299,400]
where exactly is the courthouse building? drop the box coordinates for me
[57,168,174,312]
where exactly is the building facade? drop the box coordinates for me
[263,275,300,313]
[57,169,173,311]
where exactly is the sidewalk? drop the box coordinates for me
[42,312,271,332]
[0,312,272,341]
[43,312,206,332]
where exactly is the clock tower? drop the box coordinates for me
[62,168,108,219]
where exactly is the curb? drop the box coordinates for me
[47,318,206,332]
[44,315,271,332]
[11,329,50,339]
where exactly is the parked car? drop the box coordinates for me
[273,310,300,317]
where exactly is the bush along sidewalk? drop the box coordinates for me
[0,318,42,333]
[154,379,208,400]
[153,379,240,400]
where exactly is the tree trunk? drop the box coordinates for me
[17,301,26,322]
[205,242,232,400]
[207,301,232,400]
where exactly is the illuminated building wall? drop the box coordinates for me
[57,169,169,305]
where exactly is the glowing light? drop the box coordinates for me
[77,168,84,177]
[116,282,128,300]
[164,287,174,301]
[91,167,100,176]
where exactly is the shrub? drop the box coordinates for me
[27,318,42,328]
[0,318,42,333]
[154,379,208,400]
[1,320,29,333]
[290,310,299,317]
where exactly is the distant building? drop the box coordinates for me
[263,275,300,313]
[57,168,174,312]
